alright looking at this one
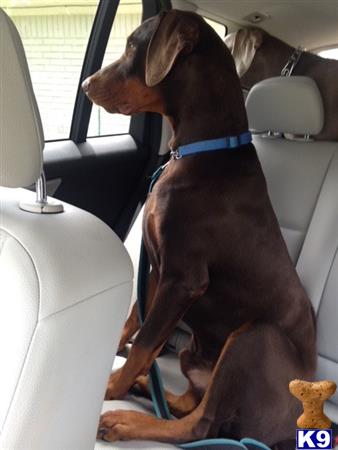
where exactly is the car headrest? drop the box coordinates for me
[245,76,324,136]
[0,8,44,188]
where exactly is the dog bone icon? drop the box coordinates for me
[289,379,337,429]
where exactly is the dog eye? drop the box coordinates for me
[127,41,135,50]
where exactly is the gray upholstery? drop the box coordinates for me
[246,77,324,136]
[250,79,338,422]
[296,151,338,422]
[253,136,336,262]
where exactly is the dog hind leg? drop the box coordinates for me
[131,374,200,418]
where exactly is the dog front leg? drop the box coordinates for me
[105,268,209,400]
[117,302,139,353]
[118,269,159,352]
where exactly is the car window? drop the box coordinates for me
[204,17,226,39]
[87,0,142,138]
[318,47,338,60]
[0,0,100,141]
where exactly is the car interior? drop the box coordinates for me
[0,0,338,449]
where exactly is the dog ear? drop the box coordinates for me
[145,10,199,87]
[224,28,263,77]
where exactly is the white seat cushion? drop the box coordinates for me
[0,188,133,450]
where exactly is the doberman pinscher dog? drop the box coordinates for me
[82,9,317,447]
[224,27,338,141]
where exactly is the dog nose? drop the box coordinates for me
[82,77,91,94]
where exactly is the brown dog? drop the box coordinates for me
[82,10,316,446]
[225,27,338,141]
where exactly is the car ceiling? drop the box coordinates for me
[174,0,338,51]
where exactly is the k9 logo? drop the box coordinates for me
[296,429,333,449]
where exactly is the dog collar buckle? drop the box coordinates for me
[170,149,182,160]
[172,131,252,159]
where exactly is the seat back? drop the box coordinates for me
[246,76,338,423]
[0,9,133,450]
[246,76,336,263]
[296,153,338,423]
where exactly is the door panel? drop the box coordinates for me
[44,134,149,238]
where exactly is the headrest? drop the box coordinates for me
[246,77,324,136]
[0,8,44,188]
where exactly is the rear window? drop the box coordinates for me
[318,47,338,60]
[204,17,226,39]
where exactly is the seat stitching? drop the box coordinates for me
[0,230,8,255]
[40,279,132,321]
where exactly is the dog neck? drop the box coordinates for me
[241,36,295,89]
[164,83,249,151]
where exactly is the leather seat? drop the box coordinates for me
[246,76,336,263]
[296,155,338,423]
[0,8,133,450]
[246,76,338,423]
[101,76,338,448]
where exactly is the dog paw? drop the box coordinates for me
[97,410,155,442]
[97,410,128,442]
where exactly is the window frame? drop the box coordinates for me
[69,0,120,144]
[69,0,169,144]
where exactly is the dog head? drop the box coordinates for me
[224,28,264,78]
[82,9,240,118]
[225,27,300,90]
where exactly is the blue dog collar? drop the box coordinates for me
[171,131,252,159]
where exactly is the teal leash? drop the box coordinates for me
[136,162,172,420]
[136,159,271,450]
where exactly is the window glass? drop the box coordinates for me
[87,0,142,137]
[204,17,226,39]
[0,0,99,141]
[318,48,338,61]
